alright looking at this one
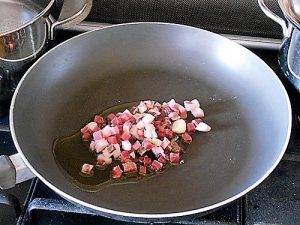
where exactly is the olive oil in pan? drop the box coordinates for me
[53,102,158,192]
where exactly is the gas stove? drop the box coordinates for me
[0,25,299,225]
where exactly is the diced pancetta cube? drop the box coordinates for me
[137,129,144,137]
[93,130,102,141]
[195,122,211,132]
[184,100,196,111]
[94,115,105,126]
[139,165,147,175]
[122,161,137,173]
[142,113,155,124]
[111,117,123,126]
[119,113,132,123]
[87,122,99,132]
[107,136,117,144]
[158,155,167,164]
[95,139,109,153]
[191,107,204,118]
[167,99,179,112]
[90,141,96,151]
[101,125,113,138]
[161,137,170,149]
[143,155,152,166]
[120,132,131,141]
[81,164,94,175]
[192,118,203,126]
[170,152,180,164]
[177,104,187,119]
[191,99,200,108]
[137,147,147,156]
[154,102,162,108]
[170,141,182,153]
[172,119,186,134]
[120,151,130,162]
[148,107,161,116]
[121,140,132,151]
[182,132,192,143]
[107,113,116,122]
[97,154,112,165]
[80,126,89,133]
[168,112,181,121]
[187,122,196,133]
[144,124,157,138]
[132,140,141,150]
[102,147,112,158]
[142,139,155,149]
[144,100,155,109]
[110,126,120,135]
[164,129,174,139]
[111,146,121,159]
[130,151,136,159]
[163,106,173,116]
[150,138,162,146]
[123,109,133,117]
[82,132,92,141]
[151,146,165,158]
[151,160,163,171]
[123,121,132,133]
[129,124,139,139]
[137,101,147,113]
[111,165,123,179]
[136,120,145,129]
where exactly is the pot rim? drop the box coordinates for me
[279,0,300,32]
[0,0,55,37]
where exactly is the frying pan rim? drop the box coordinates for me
[9,22,292,218]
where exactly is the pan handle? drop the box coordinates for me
[0,153,35,190]
[258,0,292,37]
[49,0,93,40]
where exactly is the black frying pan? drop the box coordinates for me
[3,23,292,222]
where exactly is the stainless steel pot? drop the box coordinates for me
[258,0,300,93]
[0,0,92,82]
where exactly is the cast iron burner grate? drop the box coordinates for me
[19,179,244,225]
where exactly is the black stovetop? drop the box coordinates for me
[0,30,299,225]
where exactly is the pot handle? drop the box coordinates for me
[49,0,93,40]
[258,0,291,37]
[0,153,35,190]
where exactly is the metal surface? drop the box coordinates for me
[0,129,34,225]
[10,153,35,185]
[0,0,92,60]
[279,30,300,92]
[62,21,283,50]
[279,0,300,30]
[0,0,54,35]
[0,0,92,100]
[0,0,54,60]
[7,23,292,221]
[258,0,291,37]
[259,0,300,92]
[0,155,16,189]
[50,0,93,39]
[287,29,300,80]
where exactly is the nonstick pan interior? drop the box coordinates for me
[10,23,291,218]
